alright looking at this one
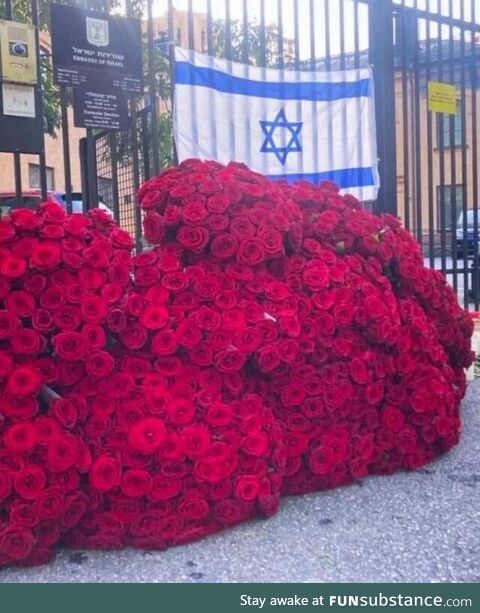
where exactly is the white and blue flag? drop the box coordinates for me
[173,48,379,201]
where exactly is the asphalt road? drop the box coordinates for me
[1,382,479,584]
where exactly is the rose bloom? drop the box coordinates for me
[143,211,165,244]
[86,350,115,378]
[140,305,169,330]
[30,241,61,269]
[90,455,122,492]
[128,418,167,453]
[14,466,46,500]
[176,225,210,253]
[53,332,87,361]
[7,365,42,396]
[0,254,27,278]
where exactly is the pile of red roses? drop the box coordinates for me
[0,159,473,567]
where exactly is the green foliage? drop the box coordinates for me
[211,18,294,68]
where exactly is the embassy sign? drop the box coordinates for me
[50,3,143,94]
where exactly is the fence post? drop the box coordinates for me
[369,0,397,216]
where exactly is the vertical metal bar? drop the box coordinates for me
[259,0,266,66]
[242,0,249,64]
[207,0,213,55]
[412,4,423,247]
[86,129,98,208]
[324,0,334,187]
[425,0,435,269]
[459,3,469,308]
[369,0,398,215]
[293,0,300,69]
[339,0,348,196]
[437,10,447,275]
[141,111,151,182]
[400,6,411,230]
[60,87,73,214]
[147,0,160,175]
[225,0,232,60]
[167,0,178,165]
[4,0,21,207]
[448,0,458,296]
[187,0,194,50]
[308,0,318,150]
[126,0,142,250]
[109,131,120,223]
[31,0,47,201]
[277,0,284,68]
[13,153,22,208]
[353,0,360,69]
[471,0,479,310]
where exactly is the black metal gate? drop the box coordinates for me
[2,0,480,310]
[393,1,480,310]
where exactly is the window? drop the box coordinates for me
[436,185,465,230]
[28,164,54,190]
[176,28,182,45]
[437,105,463,148]
[201,30,207,52]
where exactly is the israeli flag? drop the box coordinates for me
[173,48,379,201]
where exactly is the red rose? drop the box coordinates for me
[140,305,169,330]
[178,496,209,520]
[0,528,35,561]
[35,487,65,520]
[214,349,246,374]
[82,323,106,349]
[0,350,13,379]
[46,435,79,472]
[182,424,210,458]
[237,238,265,266]
[235,475,260,501]
[51,398,78,429]
[10,328,42,355]
[176,225,210,253]
[143,211,165,244]
[0,310,19,339]
[86,350,115,378]
[258,345,281,372]
[14,466,46,500]
[214,499,246,525]
[167,397,195,425]
[53,332,87,360]
[30,241,61,269]
[90,455,122,492]
[152,329,177,355]
[4,422,36,452]
[0,254,27,278]
[149,475,182,502]
[128,418,167,453]
[121,469,153,497]
[7,365,42,396]
[5,290,35,317]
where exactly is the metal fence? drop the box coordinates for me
[2,0,480,310]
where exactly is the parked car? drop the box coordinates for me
[0,190,111,215]
[456,209,480,259]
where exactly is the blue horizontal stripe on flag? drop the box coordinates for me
[268,167,375,189]
[175,61,371,101]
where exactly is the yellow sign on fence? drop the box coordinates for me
[427,81,457,115]
[0,20,38,85]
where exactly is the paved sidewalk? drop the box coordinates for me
[1,382,479,583]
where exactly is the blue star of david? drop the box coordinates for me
[259,109,303,165]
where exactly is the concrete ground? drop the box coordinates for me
[0,382,479,584]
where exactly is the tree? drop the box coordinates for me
[211,18,295,68]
